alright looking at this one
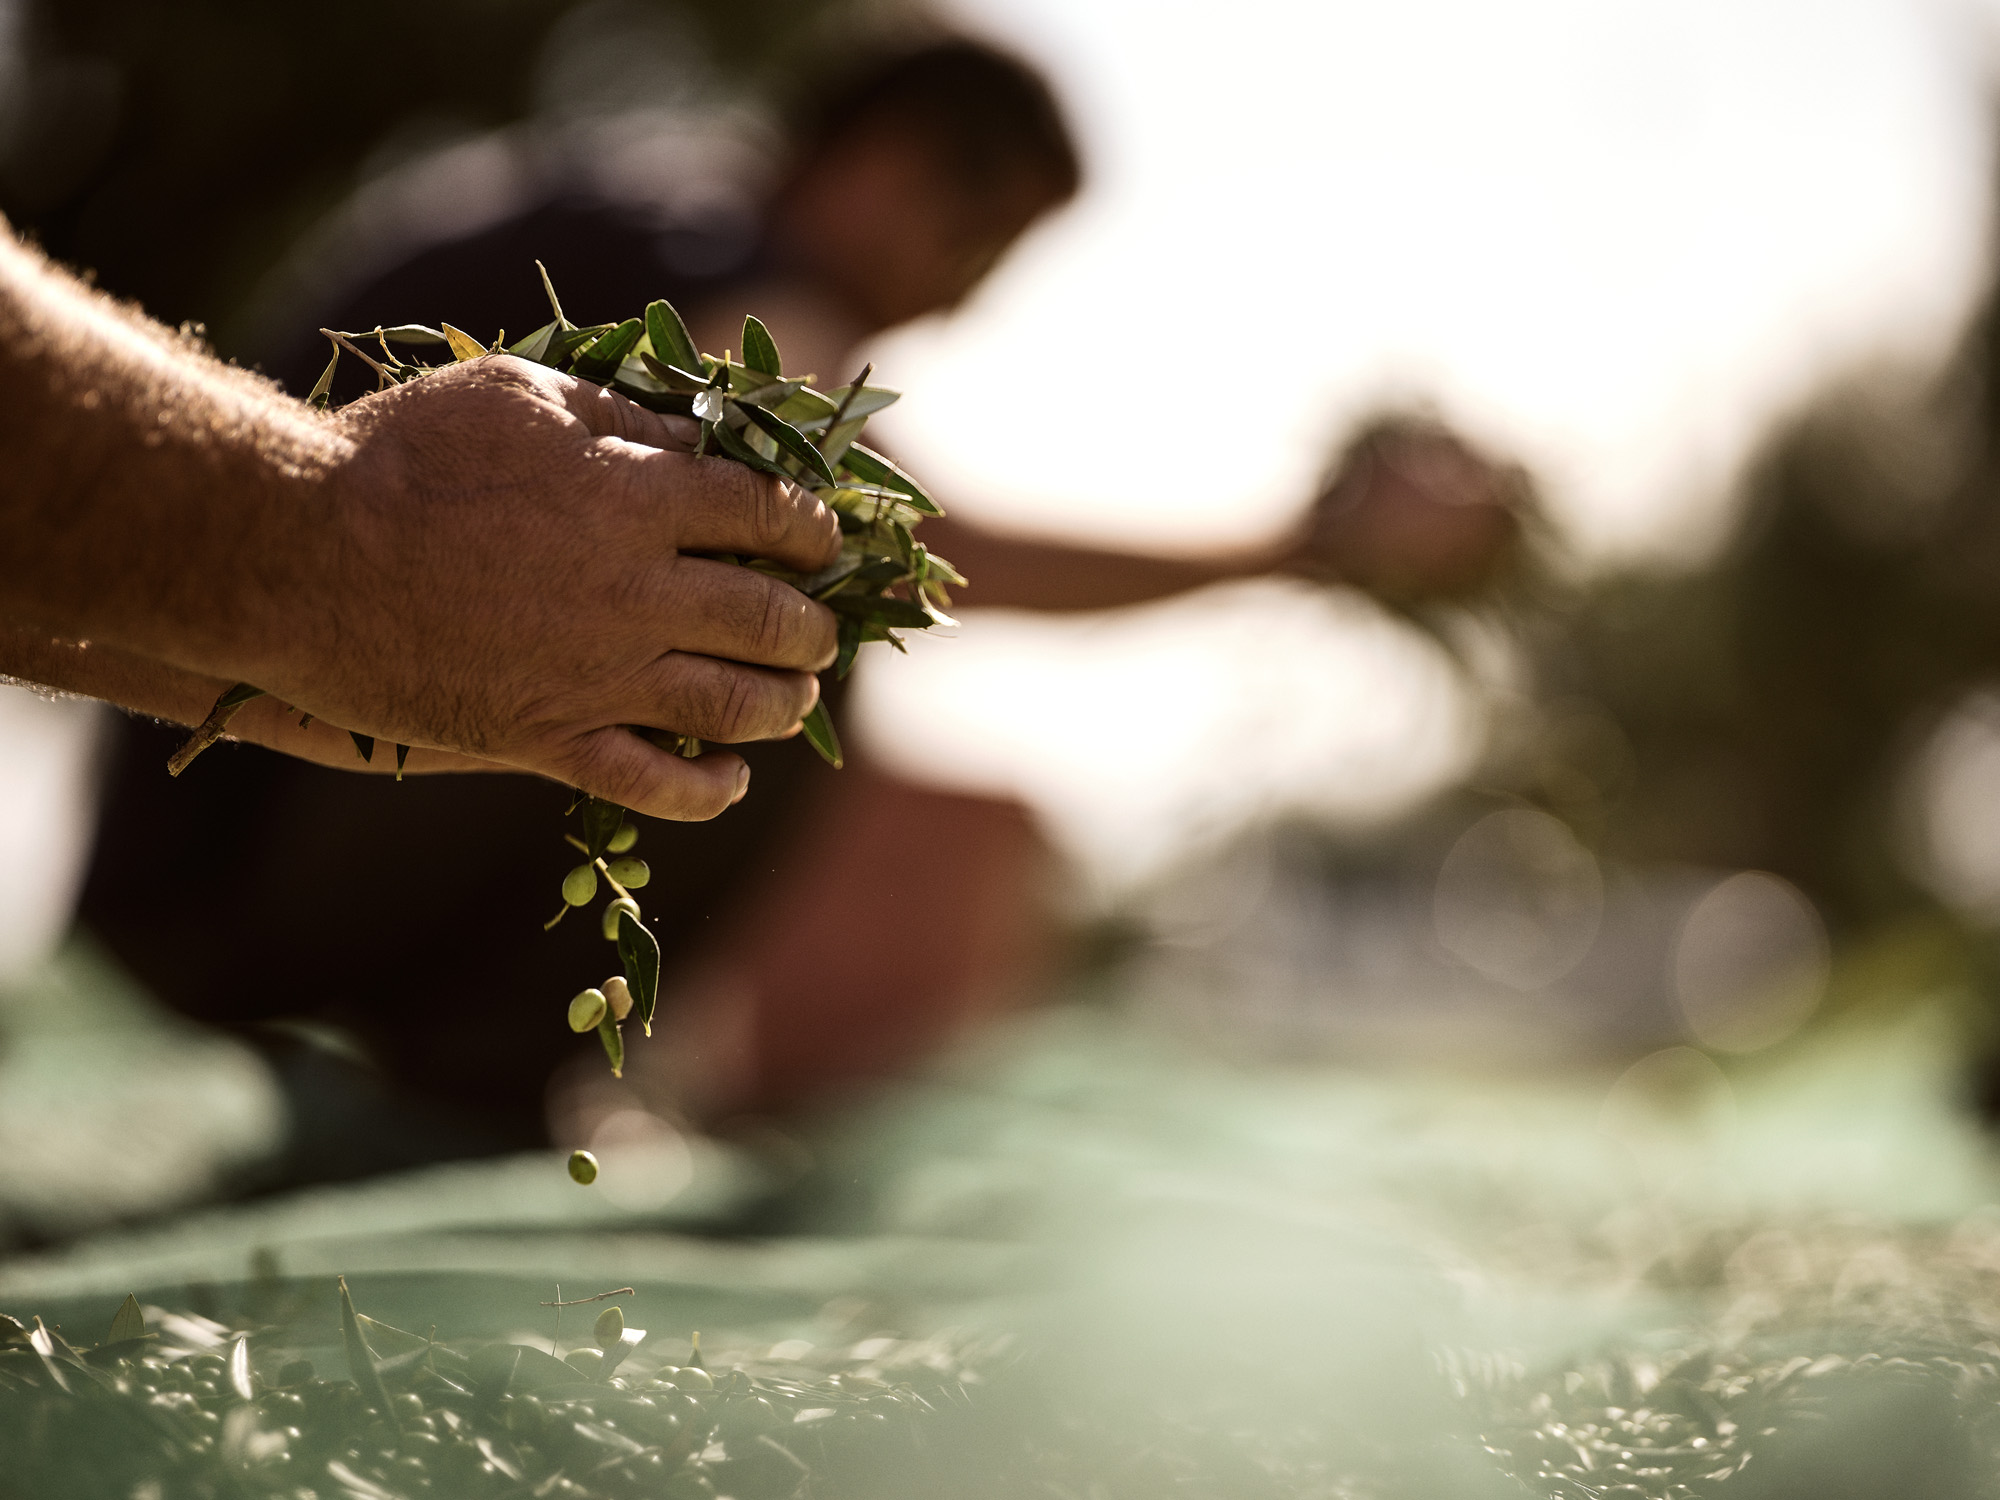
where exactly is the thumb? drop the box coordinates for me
[552,727,751,821]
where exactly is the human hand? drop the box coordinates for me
[242,357,842,819]
[1287,418,1524,602]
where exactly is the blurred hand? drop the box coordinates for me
[1287,420,1523,602]
[261,357,842,819]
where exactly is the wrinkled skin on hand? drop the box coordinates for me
[258,356,842,819]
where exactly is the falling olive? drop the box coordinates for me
[561,864,598,906]
[607,857,651,890]
[567,988,608,1033]
[602,896,641,941]
[568,1149,599,1185]
[602,975,633,1023]
[594,1306,625,1349]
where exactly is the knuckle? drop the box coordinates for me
[711,672,762,742]
[463,355,547,401]
[748,476,794,552]
[752,584,799,662]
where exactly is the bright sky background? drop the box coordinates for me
[854,0,2000,892]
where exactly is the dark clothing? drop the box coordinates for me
[264,193,768,408]
[78,194,840,1185]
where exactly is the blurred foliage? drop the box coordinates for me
[1493,213,2000,947]
[0,0,904,353]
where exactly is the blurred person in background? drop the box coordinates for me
[70,35,1524,1179]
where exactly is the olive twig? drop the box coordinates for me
[563,834,636,902]
[538,1288,636,1308]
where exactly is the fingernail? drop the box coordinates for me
[731,764,751,804]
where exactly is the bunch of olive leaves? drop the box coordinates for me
[169,266,961,1084]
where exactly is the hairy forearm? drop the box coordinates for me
[0,626,226,725]
[920,514,1282,613]
[0,222,344,685]
[0,625,498,775]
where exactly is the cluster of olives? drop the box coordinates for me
[552,819,651,936]
[543,803,665,1117]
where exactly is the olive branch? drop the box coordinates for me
[167,264,960,1100]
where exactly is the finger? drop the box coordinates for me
[655,555,839,671]
[631,654,820,744]
[559,375,701,452]
[555,727,753,821]
[624,450,840,573]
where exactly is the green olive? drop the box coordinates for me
[567,1149,599,1185]
[665,1366,714,1391]
[608,824,640,854]
[602,975,633,1023]
[564,1346,605,1377]
[607,856,651,889]
[602,896,641,941]
[567,988,608,1033]
[561,864,598,906]
[594,1305,625,1349]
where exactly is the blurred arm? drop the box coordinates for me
[920,421,1524,613]
[919,514,1282,612]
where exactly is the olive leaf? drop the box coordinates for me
[468,1341,522,1404]
[830,594,933,629]
[800,701,843,769]
[580,798,626,861]
[741,314,782,376]
[791,384,899,430]
[337,1277,394,1417]
[737,402,838,485]
[441,323,488,362]
[227,1336,255,1401]
[638,350,709,391]
[369,324,451,346]
[551,322,617,366]
[835,619,864,679]
[106,1295,146,1346]
[600,1325,646,1378]
[597,1018,624,1077]
[350,732,375,765]
[709,416,793,476]
[508,319,561,364]
[616,909,660,1035]
[570,318,643,386]
[306,345,341,411]
[645,299,702,375]
[25,1321,72,1393]
[841,443,943,516]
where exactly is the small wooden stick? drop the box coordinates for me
[539,1287,636,1308]
[167,694,254,776]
